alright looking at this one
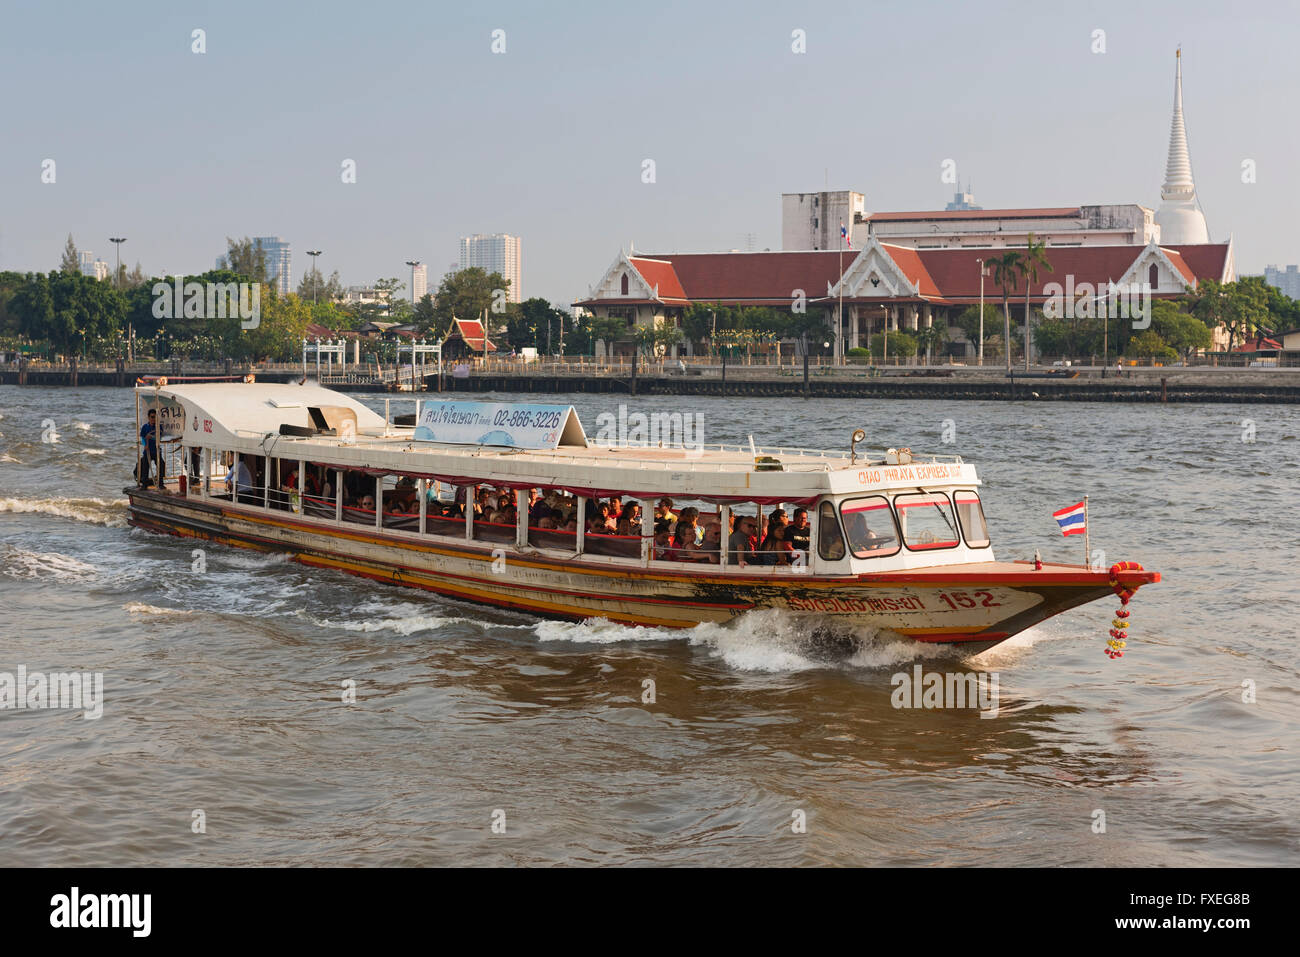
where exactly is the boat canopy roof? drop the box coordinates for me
[135,382,978,505]
[135,381,386,446]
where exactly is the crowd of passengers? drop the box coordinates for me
[256,459,815,566]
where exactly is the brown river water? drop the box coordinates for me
[1,384,1296,866]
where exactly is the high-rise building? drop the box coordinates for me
[459,233,521,302]
[78,250,109,281]
[411,263,428,302]
[1265,265,1300,301]
[254,236,293,295]
[1154,49,1210,245]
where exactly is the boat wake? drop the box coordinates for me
[303,599,482,636]
[1,545,98,583]
[0,496,129,527]
[534,608,966,673]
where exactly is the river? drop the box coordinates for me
[1,384,1296,865]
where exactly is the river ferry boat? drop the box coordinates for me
[125,378,1158,654]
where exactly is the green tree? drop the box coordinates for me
[1149,300,1211,358]
[217,237,270,284]
[59,234,80,274]
[1125,330,1177,359]
[245,290,312,361]
[915,323,948,363]
[1015,233,1053,369]
[954,304,999,355]
[297,267,342,303]
[1188,278,1268,352]
[870,330,918,360]
[412,293,437,331]
[431,267,510,335]
[985,251,1022,370]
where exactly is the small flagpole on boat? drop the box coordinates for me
[1083,495,1090,568]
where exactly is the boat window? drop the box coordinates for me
[839,496,900,558]
[893,492,960,551]
[817,501,846,561]
[380,473,420,529]
[953,490,990,548]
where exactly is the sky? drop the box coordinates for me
[3,0,1298,307]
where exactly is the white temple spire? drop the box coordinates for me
[1155,48,1210,244]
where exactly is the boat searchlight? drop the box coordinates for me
[850,429,866,464]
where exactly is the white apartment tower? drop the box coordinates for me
[410,263,428,302]
[459,233,521,302]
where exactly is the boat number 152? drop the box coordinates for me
[937,590,1001,609]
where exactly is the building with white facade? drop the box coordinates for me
[781,191,866,251]
[459,233,521,302]
[782,191,1158,251]
[78,250,109,281]
[410,263,428,302]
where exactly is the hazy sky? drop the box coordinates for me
[4,0,1297,306]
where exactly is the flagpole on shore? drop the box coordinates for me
[1084,495,1090,567]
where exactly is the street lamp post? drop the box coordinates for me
[109,237,127,288]
[306,250,322,303]
[976,257,985,366]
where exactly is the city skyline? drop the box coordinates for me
[3,0,1298,308]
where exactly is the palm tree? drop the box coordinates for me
[1016,234,1053,371]
[985,251,1022,373]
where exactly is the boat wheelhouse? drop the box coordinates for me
[126,378,1158,653]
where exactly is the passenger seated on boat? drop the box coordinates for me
[359,494,375,512]
[563,517,578,533]
[764,524,795,565]
[615,502,641,536]
[701,522,723,563]
[728,516,758,565]
[536,516,557,530]
[653,528,672,560]
[669,508,709,561]
[787,508,811,553]
[655,497,677,524]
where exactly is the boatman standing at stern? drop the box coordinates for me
[137,409,161,488]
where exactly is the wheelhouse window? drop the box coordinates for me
[817,501,846,561]
[894,492,960,551]
[953,490,990,548]
[839,496,900,558]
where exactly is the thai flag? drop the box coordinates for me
[840,222,851,247]
[1053,501,1087,537]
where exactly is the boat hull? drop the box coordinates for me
[126,489,1158,654]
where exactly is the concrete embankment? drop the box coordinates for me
[4,364,1299,403]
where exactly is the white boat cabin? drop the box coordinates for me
[133,382,995,576]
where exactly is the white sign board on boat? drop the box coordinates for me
[413,401,587,449]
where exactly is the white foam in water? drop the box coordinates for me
[2,546,98,583]
[534,607,965,673]
[72,421,92,431]
[0,496,128,527]
[307,599,477,636]
[122,602,195,617]
[73,448,107,456]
